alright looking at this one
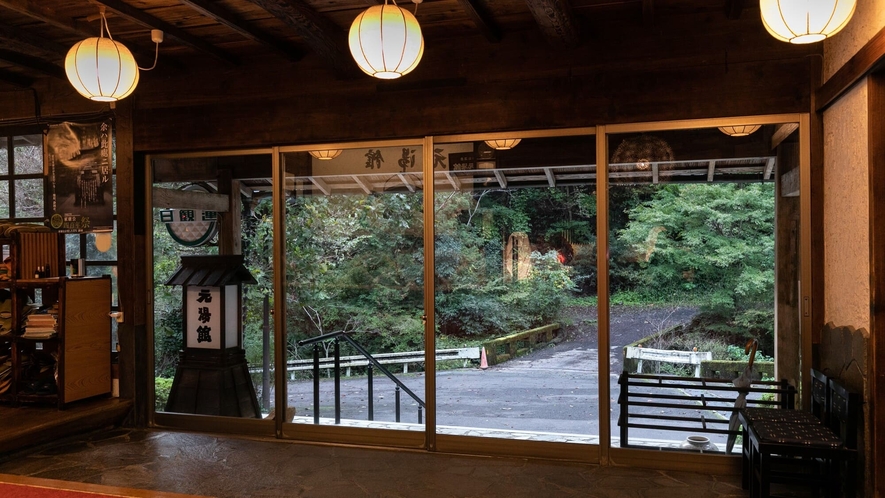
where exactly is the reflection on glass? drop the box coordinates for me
[434,136,599,443]
[87,231,117,261]
[283,147,426,429]
[607,127,776,452]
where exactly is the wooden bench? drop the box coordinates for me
[617,372,795,451]
[739,369,861,497]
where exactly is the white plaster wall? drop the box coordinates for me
[824,0,885,80]
[822,82,871,333]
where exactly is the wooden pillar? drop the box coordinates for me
[115,98,150,426]
[867,72,885,498]
[775,142,800,402]
[217,168,242,255]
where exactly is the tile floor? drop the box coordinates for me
[0,428,761,498]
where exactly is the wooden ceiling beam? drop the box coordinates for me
[92,0,239,65]
[0,67,34,87]
[0,0,171,69]
[0,21,68,59]
[246,0,357,77]
[523,0,580,49]
[177,0,305,61]
[771,122,799,149]
[0,0,94,34]
[0,49,64,79]
[457,0,501,43]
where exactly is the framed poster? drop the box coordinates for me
[44,119,114,233]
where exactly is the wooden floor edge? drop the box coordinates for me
[0,473,210,498]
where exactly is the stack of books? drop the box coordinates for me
[0,353,10,394]
[23,313,57,339]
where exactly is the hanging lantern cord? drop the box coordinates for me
[140,38,160,71]
[100,6,160,71]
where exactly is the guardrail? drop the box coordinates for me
[297,332,426,424]
[251,347,480,379]
[482,323,560,366]
[624,346,712,377]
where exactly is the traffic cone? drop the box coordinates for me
[480,347,489,370]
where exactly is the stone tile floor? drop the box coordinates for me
[0,428,815,497]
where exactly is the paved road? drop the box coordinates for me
[283,306,724,445]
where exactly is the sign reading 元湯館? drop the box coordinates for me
[186,286,221,349]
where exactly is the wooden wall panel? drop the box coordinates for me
[128,56,812,152]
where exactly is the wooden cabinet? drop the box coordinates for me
[0,276,112,407]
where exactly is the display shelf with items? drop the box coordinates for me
[0,226,112,407]
[3,276,113,407]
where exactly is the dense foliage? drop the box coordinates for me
[613,183,775,350]
[152,181,777,381]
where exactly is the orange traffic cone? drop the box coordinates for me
[480,347,489,370]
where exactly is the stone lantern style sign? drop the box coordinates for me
[164,255,260,418]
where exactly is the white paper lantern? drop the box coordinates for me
[761,0,856,44]
[718,125,761,137]
[309,149,343,160]
[349,2,424,79]
[484,139,521,150]
[65,36,139,102]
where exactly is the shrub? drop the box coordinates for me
[155,377,174,412]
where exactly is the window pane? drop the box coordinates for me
[283,145,426,432]
[0,181,8,218]
[434,135,599,444]
[14,178,43,217]
[151,154,274,420]
[14,134,43,174]
[607,126,776,453]
[0,137,8,175]
[64,233,80,261]
[86,231,116,260]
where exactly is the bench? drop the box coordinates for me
[739,369,861,497]
[617,372,795,451]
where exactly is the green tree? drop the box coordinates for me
[617,183,775,348]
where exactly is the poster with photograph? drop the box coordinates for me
[44,119,114,233]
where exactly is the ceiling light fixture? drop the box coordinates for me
[349,0,424,79]
[309,149,343,160]
[484,139,521,150]
[760,0,856,44]
[719,125,761,137]
[65,7,162,102]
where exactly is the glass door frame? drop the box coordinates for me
[600,114,811,472]
[142,113,811,472]
[146,147,276,437]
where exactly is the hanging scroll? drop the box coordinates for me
[44,119,114,233]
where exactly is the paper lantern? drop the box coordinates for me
[349,2,424,79]
[65,36,139,102]
[761,0,856,44]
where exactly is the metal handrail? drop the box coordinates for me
[297,331,425,422]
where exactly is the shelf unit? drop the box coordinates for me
[0,277,112,407]
[1,231,112,408]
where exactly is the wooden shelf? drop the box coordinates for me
[2,273,111,408]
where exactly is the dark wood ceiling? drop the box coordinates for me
[0,0,760,88]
